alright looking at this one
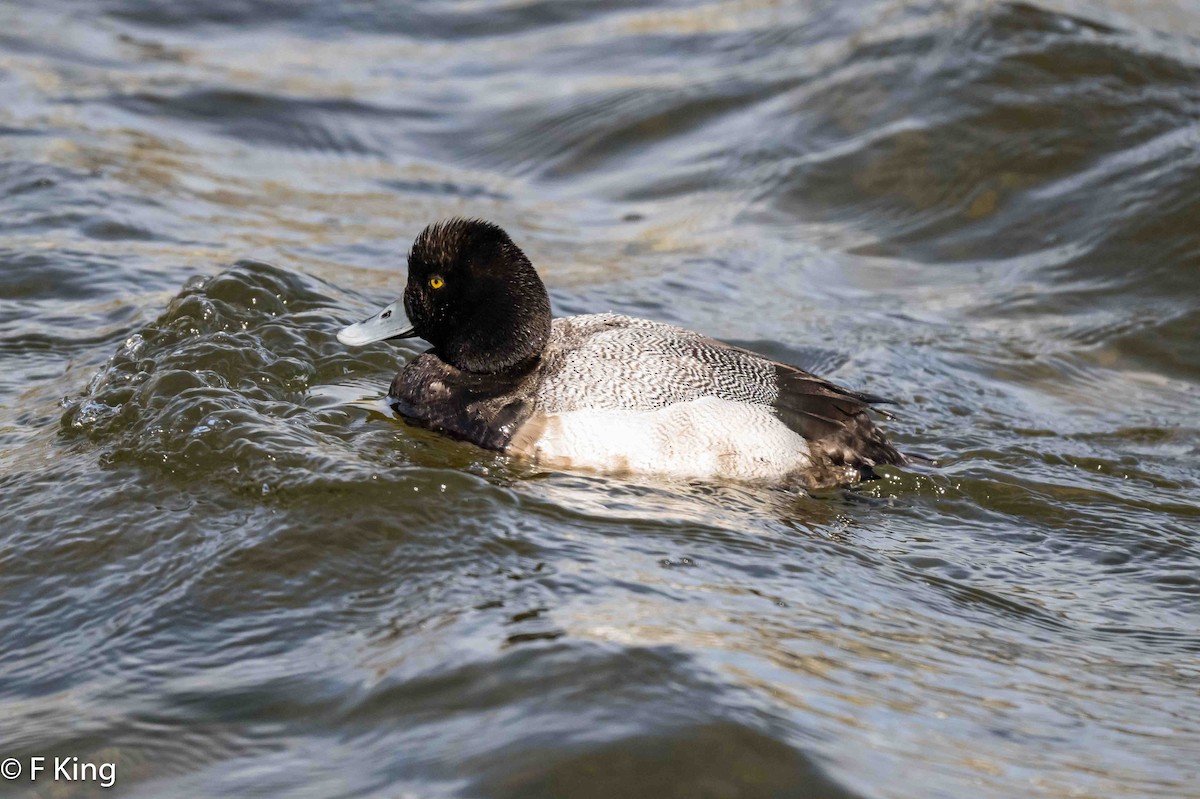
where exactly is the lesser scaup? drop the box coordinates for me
[338,218,913,489]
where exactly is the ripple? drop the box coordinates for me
[59,261,390,490]
[110,89,431,158]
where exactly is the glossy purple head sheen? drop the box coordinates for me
[403,219,552,374]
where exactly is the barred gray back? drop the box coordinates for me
[532,314,780,413]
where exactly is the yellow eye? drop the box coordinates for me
[429,276,445,290]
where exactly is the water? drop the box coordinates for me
[2,0,1199,796]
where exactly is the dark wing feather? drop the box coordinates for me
[771,364,881,438]
[771,362,908,483]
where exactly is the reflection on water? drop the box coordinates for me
[2,0,1199,796]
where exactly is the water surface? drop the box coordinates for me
[2,0,1199,796]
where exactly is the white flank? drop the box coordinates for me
[509,396,811,482]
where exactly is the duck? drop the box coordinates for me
[337,218,913,490]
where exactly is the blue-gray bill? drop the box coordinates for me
[336,300,416,345]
